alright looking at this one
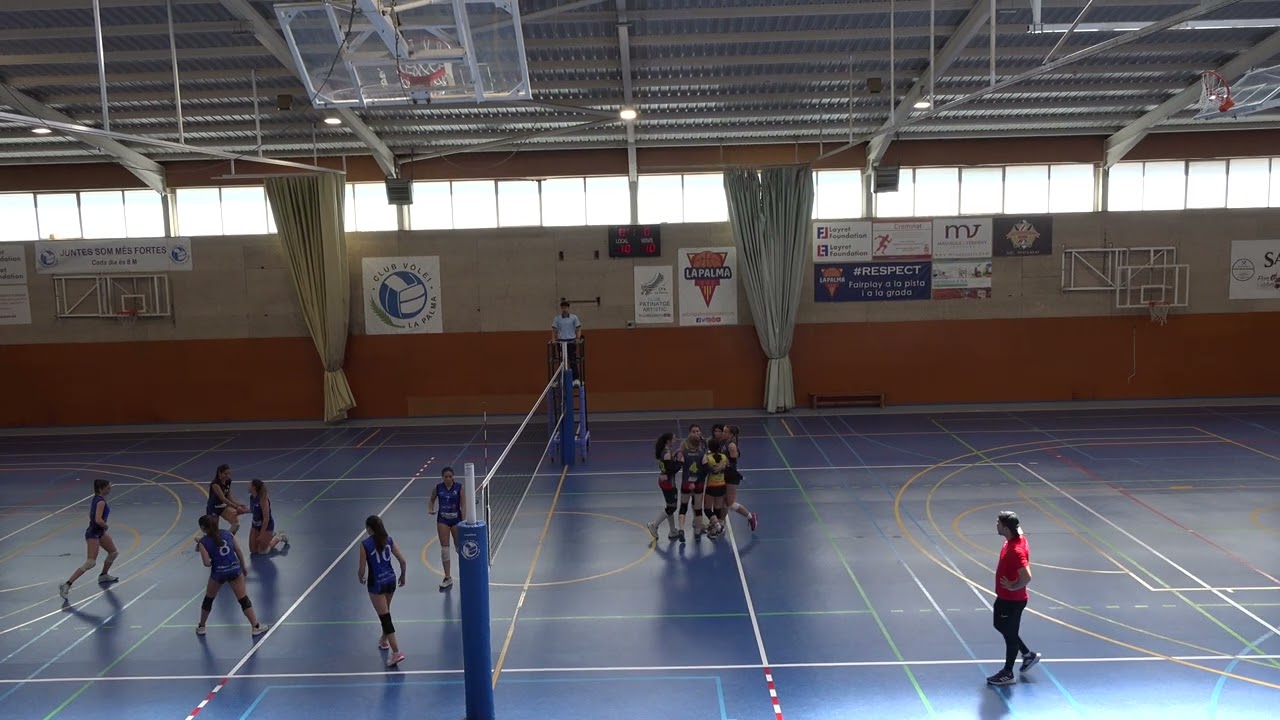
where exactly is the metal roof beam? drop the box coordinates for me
[1103,28,1280,166]
[0,82,166,194]
[616,0,639,221]
[214,0,397,177]
[866,0,991,167]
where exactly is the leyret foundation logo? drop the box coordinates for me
[684,250,732,307]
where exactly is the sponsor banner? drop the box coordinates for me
[0,285,31,325]
[1229,240,1280,299]
[633,265,674,324]
[872,221,933,260]
[0,246,28,285]
[34,237,193,274]
[679,247,738,325]
[931,218,992,260]
[813,221,873,263]
[932,259,993,300]
[814,261,931,302]
[992,215,1053,257]
[362,256,443,334]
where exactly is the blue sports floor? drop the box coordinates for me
[1,404,1278,720]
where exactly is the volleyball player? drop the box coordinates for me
[194,514,268,637]
[676,423,706,541]
[428,466,464,590]
[702,439,730,538]
[647,433,681,541]
[358,515,408,667]
[722,425,758,531]
[58,478,119,599]
[206,464,249,535]
[247,479,288,555]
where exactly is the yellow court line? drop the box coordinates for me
[0,462,207,495]
[420,511,655,588]
[356,429,381,449]
[780,419,795,437]
[1250,504,1280,535]
[491,465,568,689]
[892,436,1280,688]
[950,499,1127,575]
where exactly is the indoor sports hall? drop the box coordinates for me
[1,2,1279,720]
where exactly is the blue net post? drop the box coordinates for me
[459,463,495,720]
[560,344,575,467]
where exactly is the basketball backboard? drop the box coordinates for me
[1194,64,1280,120]
[274,0,532,108]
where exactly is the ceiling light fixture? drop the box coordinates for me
[323,116,342,125]
[914,99,932,109]
[619,107,638,120]
[31,127,53,134]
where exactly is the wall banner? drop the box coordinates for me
[361,256,443,334]
[872,221,933,260]
[0,245,28,285]
[931,218,992,259]
[679,247,738,325]
[932,260,993,300]
[34,237,193,274]
[1229,240,1280,299]
[814,261,931,302]
[0,286,31,325]
[813,221,873,263]
[633,265,674,324]
[992,216,1053,257]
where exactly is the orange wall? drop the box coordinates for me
[3,314,1277,428]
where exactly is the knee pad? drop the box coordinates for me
[79,559,97,573]
[229,522,240,534]
[730,502,742,512]
[665,504,676,515]
[238,596,252,610]
[679,501,689,515]
[105,550,119,563]
[440,546,450,564]
[379,612,395,636]
[201,596,215,612]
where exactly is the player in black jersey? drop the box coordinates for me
[647,433,683,541]
[722,425,758,531]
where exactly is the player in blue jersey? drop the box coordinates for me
[194,514,268,637]
[428,466,465,590]
[721,425,758,532]
[357,514,408,667]
[206,464,249,536]
[59,478,119,599]
[647,433,682,541]
[247,478,288,555]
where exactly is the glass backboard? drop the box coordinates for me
[1194,64,1280,120]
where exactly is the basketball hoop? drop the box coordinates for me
[115,309,138,327]
[1148,301,1170,326]
[1199,70,1236,115]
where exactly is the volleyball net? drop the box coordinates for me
[476,351,568,563]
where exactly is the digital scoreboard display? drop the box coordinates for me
[607,225,661,258]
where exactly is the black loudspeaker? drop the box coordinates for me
[872,166,900,194]
[385,178,413,205]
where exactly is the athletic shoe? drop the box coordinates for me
[98,573,117,583]
[667,530,680,540]
[1020,652,1041,672]
[646,522,659,540]
[58,582,70,599]
[986,670,1015,686]
[748,513,758,531]
[379,637,390,650]
[251,623,270,637]
[387,651,405,667]
[439,576,453,590]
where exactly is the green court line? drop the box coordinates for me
[763,425,935,715]
[289,433,399,518]
[929,420,1280,669]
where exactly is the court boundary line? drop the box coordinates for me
[0,494,92,543]
[5,653,1280,684]
[1017,462,1280,639]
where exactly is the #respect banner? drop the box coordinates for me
[814,261,931,302]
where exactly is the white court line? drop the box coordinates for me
[207,457,433,684]
[6,653,1278,684]
[1018,462,1280,639]
[0,494,91,543]
[726,522,769,666]
[530,463,1030,477]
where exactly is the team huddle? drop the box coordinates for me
[55,463,469,668]
[650,422,759,541]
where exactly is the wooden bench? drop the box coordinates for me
[809,392,885,409]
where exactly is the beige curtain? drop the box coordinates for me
[265,173,356,422]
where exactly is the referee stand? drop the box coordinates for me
[546,338,590,464]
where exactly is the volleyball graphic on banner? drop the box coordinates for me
[362,256,443,334]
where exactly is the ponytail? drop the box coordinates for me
[654,432,673,459]
[366,514,389,551]
[250,478,266,498]
[198,514,225,549]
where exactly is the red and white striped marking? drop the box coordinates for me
[764,667,783,720]
[183,678,226,720]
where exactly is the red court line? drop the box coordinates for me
[1047,448,1280,586]
[182,678,226,720]
[763,667,784,720]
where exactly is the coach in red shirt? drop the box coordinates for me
[988,510,1041,685]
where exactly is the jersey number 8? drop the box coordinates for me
[217,542,232,557]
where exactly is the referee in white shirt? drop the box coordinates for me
[551,300,582,385]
